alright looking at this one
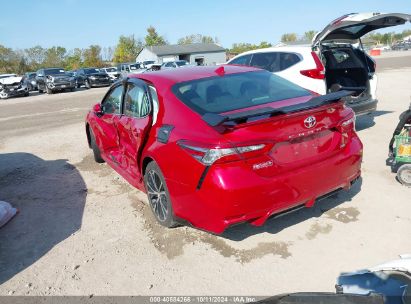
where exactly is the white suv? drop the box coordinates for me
[228,12,411,116]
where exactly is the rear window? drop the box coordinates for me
[172,70,311,115]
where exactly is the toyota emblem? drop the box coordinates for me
[304,116,316,128]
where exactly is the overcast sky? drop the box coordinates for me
[1,0,410,49]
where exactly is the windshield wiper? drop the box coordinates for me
[201,90,354,127]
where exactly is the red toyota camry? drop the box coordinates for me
[85,65,362,233]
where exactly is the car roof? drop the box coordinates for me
[133,65,262,85]
[229,46,312,59]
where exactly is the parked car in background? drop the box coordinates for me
[228,12,411,116]
[85,65,362,233]
[392,41,411,50]
[66,70,81,87]
[36,68,76,94]
[23,72,38,91]
[76,68,111,88]
[0,73,17,79]
[141,60,156,69]
[100,67,120,82]
[118,63,145,78]
[0,75,29,99]
[161,60,189,69]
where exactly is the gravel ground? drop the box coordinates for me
[0,60,410,296]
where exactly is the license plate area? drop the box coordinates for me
[271,130,337,164]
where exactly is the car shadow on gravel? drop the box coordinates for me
[356,110,393,131]
[220,178,362,241]
[0,153,86,285]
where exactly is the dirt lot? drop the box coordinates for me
[0,57,411,296]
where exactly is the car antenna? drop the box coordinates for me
[215,66,225,76]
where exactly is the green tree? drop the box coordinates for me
[178,34,216,45]
[0,45,20,73]
[281,33,297,43]
[228,41,272,55]
[43,46,67,67]
[24,46,46,70]
[257,41,272,49]
[229,43,256,54]
[83,45,103,67]
[145,26,167,46]
[113,35,142,63]
[65,48,83,70]
[303,30,317,42]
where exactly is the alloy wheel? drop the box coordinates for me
[146,170,168,222]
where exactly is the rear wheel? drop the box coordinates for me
[89,128,104,163]
[397,164,411,187]
[144,162,178,228]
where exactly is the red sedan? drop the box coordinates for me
[85,65,362,234]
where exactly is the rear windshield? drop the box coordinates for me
[172,70,311,114]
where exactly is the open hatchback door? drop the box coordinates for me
[311,12,411,116]
[313,13,411,47]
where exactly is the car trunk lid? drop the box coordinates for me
[312,13,411,47]
[205,92,355,177]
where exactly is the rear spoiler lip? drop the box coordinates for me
[201,90,355,127]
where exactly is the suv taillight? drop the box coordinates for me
[300,52,325,80]
[178,140,271,165]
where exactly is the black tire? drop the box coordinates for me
[144,161,178,228]
[85,79,91,89]
[89,128,104,163]
[46,86,52,94]
[397,164,411,187]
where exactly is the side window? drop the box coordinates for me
[279,52,301,71]
[165,62,174,67]
[123,83,151,118]
[250,53,281,72]
[102,85,123,114]
[229,54,252,66]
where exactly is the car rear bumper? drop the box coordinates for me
[346,98,378,116]
[167,136,363,234]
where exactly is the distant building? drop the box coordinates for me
[136,43,226,66]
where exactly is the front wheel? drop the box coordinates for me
[397,164,411,187]
[144,162,178,228]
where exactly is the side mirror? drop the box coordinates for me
[93,103,103,116]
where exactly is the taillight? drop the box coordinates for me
[300,52,325,79]
[178,140,270,165]
[337,116,356,148]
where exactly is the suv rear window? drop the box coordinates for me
[172,70,311,115]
